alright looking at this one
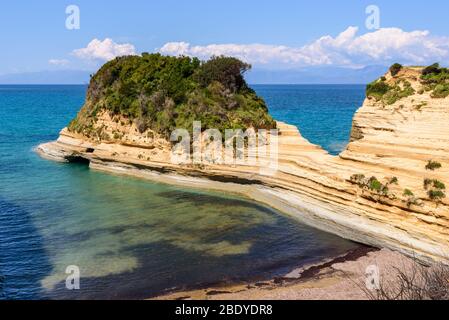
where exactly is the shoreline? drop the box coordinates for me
[77,157,430,258]
[34,139,430,299]
[144,246,376,300]
[152,247,413,300]
[35,123,449,264]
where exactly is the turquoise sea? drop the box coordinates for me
[0,84,365,300]
[255,85,366,155]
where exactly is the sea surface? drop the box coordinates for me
[0,84,365,300]
[253,84,366,155]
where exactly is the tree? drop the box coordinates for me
[389,63,403,77]
[194,56,252,93]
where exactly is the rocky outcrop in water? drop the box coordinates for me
[37,64,449,263]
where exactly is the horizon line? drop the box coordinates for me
[0,83,368,86]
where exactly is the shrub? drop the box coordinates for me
[428,190,446,201]
[362,257,449,300]
[366,80,391,100]
[389,63,403,77]
[425,160,442,171]
[194,56,251,93]
[415,102,427,111]
[422,63,442,77]
[402,189,419,208]
[421,63,449,99]
[424,178,446,202]
[424,178,445,190]
[351,174,393,197]
[433,180,446,190]
[421,68,449,84]
[368,176,383,192]
[388,177,399,185]
[424,178,433,189]
[382,81,415,105]
[431,84,449,98]
[366,78,415,105]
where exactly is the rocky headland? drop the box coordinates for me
[37,57,449,264]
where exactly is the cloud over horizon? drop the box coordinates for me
[54,27,449,78]
[48,59,70,66]
[160,27,449,68]
[72,38,136,61]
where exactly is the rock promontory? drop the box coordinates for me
[37,58,449,263]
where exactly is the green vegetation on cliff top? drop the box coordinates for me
[366,63,449,104]
[68,54,276,138]
[421,63,449,98]
[366,78,415,105]
[366,62,415,106]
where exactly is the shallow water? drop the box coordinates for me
[0,85,364,299]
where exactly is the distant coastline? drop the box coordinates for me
[0,64,386,85]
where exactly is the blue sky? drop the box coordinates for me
[1,0,448,75]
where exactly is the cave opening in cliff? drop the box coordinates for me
[65,155,90,165]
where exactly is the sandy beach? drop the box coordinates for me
[152,248,419,300]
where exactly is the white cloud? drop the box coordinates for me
[72,38,136,61]
[159,27,449,67]
[48,59,70,66]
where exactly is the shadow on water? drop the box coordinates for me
[156,190,276,214]
[47,238,292,300]
[47,228,359,300]
[0,197,53,300]
[45,209,359,300]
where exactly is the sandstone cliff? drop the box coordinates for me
[37,65,449,263]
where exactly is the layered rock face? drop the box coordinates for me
[37,66,449,263]
[336,67,449,262]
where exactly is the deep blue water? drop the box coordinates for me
[253,84,366,155]
[0,85,364,300]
